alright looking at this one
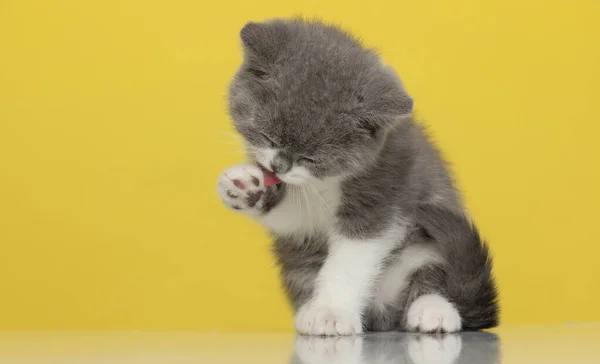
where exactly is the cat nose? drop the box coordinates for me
[270,154,292,174]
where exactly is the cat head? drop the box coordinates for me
[228,19,413,184]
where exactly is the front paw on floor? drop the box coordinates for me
[295,304,363,336]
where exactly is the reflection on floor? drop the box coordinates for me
[293,332,499,364]
[0,325,598,363]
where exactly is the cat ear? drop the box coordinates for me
[240,21,289,63]
[364,66,413,118]
[355,66,413,136]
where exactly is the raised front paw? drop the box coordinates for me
[217,164,267,215]
[295,303,363,336]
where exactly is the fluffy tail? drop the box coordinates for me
[415,205,500,330]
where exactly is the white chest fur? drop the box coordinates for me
[259,178,342,236]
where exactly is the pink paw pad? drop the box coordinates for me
[232,179,246,190]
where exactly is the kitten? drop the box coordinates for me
[217,18,498,335]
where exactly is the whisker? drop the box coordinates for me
[217,140,246,146]
[217,150,247,155]
[210,130,244,142]
[307,183,333,217]
[294,186,302,225]
[300,185,314,233]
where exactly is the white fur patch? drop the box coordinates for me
[372,244,441,310]
[408,334,463,364]
[253,147,277,171]
[259,177,342,236]
[406,294,462,333]
[295,228,406,336]
[251,146,343,236]
[281,165,313,184]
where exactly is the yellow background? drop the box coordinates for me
[1,0,599,330]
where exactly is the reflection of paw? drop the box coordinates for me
[295,336,363,364]
[217,164,266,215]
[408,335,462,364]
[406,294,462,333]
[295,303,363,336]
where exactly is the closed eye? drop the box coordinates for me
[298,156,317,164]
[260,133,277,147]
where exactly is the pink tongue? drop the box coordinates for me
[259,165,282,186]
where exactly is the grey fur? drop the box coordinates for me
[406,205,500,330]
[227,18,499,332]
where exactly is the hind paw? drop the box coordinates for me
[406,294,462,333]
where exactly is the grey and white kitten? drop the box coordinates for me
[217,18,498,335]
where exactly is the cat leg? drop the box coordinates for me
[366,241,442,332]
[403,205,499,332]
[295,228,405,336]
